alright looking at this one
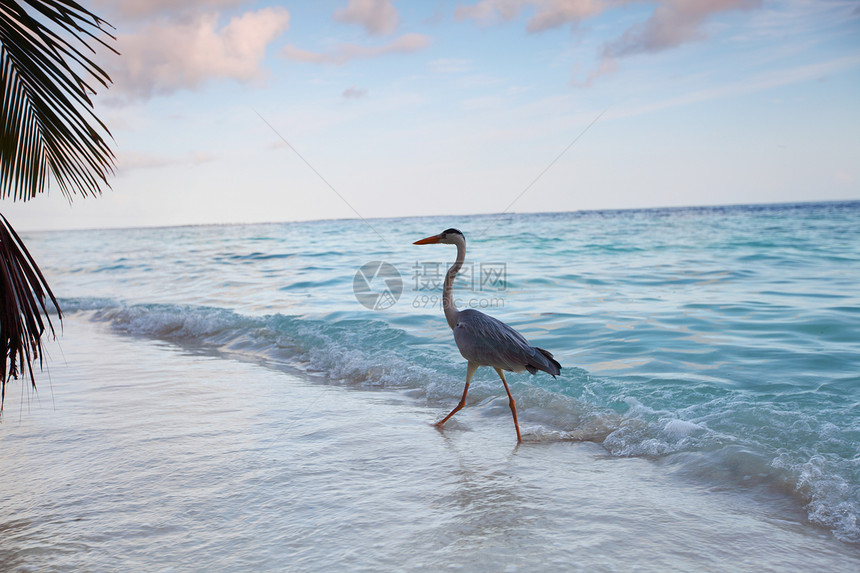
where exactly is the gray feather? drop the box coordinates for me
[453,309,561,377]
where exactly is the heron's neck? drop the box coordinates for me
[443,237,465,329]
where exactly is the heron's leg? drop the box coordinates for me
[436,361,478,427]
[494,368,522,442]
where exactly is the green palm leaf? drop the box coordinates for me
[1,1,115,411]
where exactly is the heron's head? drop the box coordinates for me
[413,228,464,245]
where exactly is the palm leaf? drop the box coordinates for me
[1,0,116,201]
[0,213,60,412]
[0,1,115,412]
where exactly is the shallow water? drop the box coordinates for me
[3,201,860,567]
[2,316,859,572]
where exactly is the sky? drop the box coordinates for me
[2,0,859,231]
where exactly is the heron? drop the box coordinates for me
[413,228,561,442]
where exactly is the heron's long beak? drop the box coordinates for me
[413,234,441,245]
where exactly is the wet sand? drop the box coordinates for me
[1,315,858,571]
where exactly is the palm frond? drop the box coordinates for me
[1,0,117,201]
[0,1,115,413]
[0,212,60,412]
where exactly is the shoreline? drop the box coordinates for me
[1,314,859,571]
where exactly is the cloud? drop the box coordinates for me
[605,52,860,118]
[334,0,399,35]
[429,58,473,73]
[456,1,764,84]
[454,0,526,25]
[455,0,609,31]
[604,0,761,58]
[525,0,609,32]
[109,7,290,102]
[343,86,368,99]
[117,150,215,175]
[457,0,761,36]
[578,0,761,85]
[282,33,431,65]
[93,0,248,21]
[575,56,617,87]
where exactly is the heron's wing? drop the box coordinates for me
[453,309,559,375]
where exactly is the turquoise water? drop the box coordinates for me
[14,201,860,546]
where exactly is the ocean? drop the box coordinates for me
[2,201,859,570]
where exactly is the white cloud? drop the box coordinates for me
[606,52,860,119]
[334,0,399,35]
[429,58,473,73]
[455,0,527,24]
[110,7,290,102]
[93,0,248,20]
[455,0,609,31]
[456,0,765,83]
[282,33,431,65]
[583,0,761,84]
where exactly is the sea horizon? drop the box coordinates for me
[12,197,860,234]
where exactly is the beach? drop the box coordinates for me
[1,313,858,571]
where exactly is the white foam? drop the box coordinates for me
[663,419,704,439]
